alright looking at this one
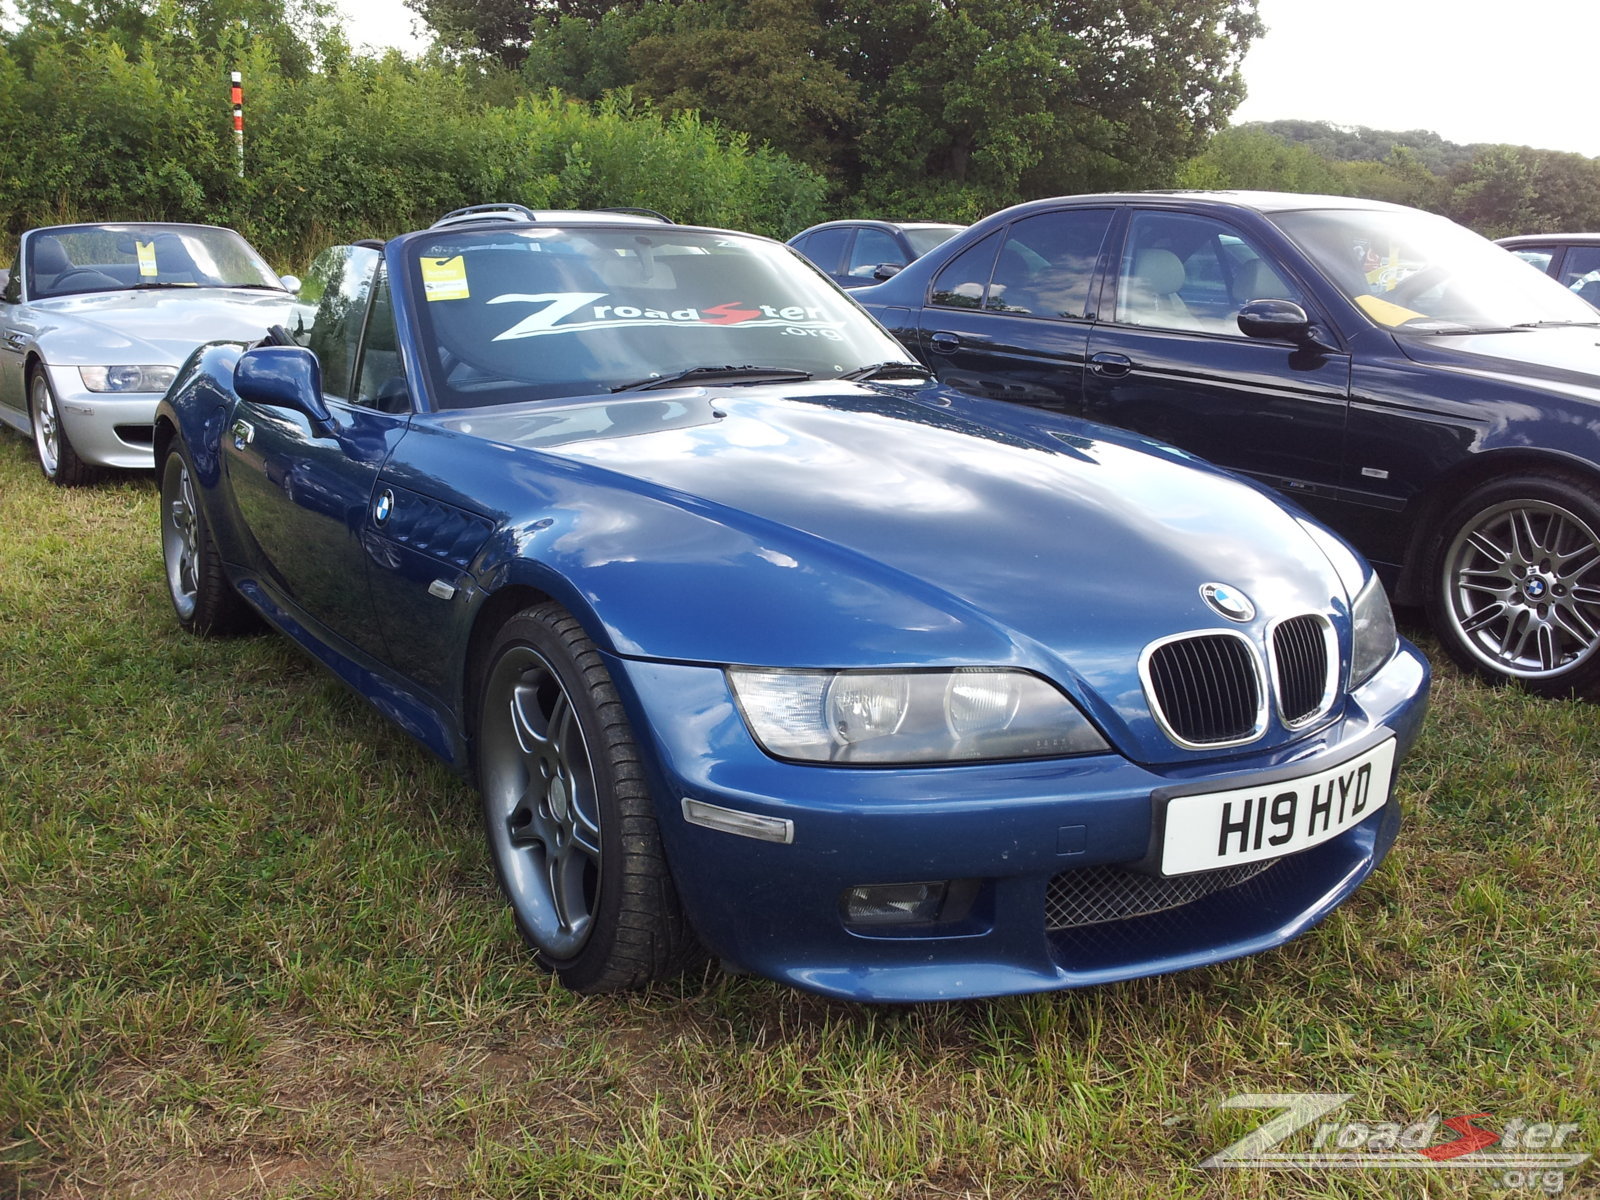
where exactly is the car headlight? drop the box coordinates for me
[1350,575,1397,688]
[726,668,1108,764]
[78,365,178,393]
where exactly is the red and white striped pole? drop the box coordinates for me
[231,71,244,179]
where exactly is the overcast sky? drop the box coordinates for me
[1231,0,1597,156]
[341,0,1599,158]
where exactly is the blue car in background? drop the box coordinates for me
[155,204,1428,1001]
[787,219,965,288]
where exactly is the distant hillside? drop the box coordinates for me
[1238,120,1484,175]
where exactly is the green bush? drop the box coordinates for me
[0,23,828,267]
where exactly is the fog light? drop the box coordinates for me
[843,881,948,926]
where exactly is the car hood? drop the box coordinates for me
[1395,324,1600,400]
[31,289,295,364]
[444,384,1354,762]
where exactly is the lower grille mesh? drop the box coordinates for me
[1045,860,1276,930]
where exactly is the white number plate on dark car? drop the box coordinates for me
[1160,737,1396,876]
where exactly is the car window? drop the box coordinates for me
[1559,247,1600,302]
[847,228,905,278]
[24,224,283,299]
[903,225,965,257]
[1116,211,1303,335]
[930,230,1004,309]
[1509,248,1555,273]
[404,226,907,409]
[354,266,408,413]
[985,210,1112,319]
[292,244,383,402]
[799,227,850,274]
[1275,208,1598,332]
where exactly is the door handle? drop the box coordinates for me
[231,419,255,450]
[928,332,961,354]
[1088,352,1133,377]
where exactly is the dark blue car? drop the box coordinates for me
[155,206,1428,1001]
[855,192,1600,698]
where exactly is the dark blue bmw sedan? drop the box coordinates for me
[155,204,1428,1001]
[855,192,1600,699]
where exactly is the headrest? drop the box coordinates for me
[1132,248,1185,295]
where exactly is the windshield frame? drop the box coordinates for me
[395,223,911,412]
[1269,206,1600,335]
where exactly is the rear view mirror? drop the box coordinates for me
[1237,299,1338,353]
[235,345,333,435]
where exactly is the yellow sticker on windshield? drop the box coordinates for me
[136,241,158,277]
[421,255,469,301]
[1354,294,1426,327]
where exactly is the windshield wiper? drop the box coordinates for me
[1512,320,1600,329]
[837,360,934,382]
[127,281,200,289]
[610,365,813,393]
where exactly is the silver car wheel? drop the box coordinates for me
[480,645,603,961]
[161,452,200,621]
[30,372,60,477]
[1441,496,1600,679]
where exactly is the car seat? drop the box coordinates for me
[1119,249,1199,329]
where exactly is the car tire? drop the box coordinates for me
[475,602,701,993]
[159,443,259,636]
[1429,472,1600,696]
[30,368,101,487]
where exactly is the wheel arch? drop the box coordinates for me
[461,582,558,760]
[1394,447,1600,606]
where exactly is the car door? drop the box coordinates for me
[0,245,37,420]
[1082,208,1353,528]
[914,208,1115,414]
[222,245,407,657]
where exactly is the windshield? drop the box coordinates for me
[1271,208,1599,332]
[903,225,966,257]
[404,226,909,409]
[26,223,284,300]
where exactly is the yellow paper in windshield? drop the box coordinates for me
[1355,294,1426,327]
[136,241,158,277]
[421,256,469,301]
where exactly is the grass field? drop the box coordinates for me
[1,428,1596,1199]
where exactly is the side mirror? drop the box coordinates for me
[234,345,333,435]
[278,273,302,295]
[1237,298,1337,352]
[872,262,905,281]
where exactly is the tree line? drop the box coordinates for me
[2,0,1592,267]
[1183,123,1600,239]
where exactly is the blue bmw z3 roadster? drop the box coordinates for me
[154,204,1429,1001]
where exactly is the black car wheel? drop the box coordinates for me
[475,602,699,993]
[159,444,258,636]
[30,368,100,487]
[1431,473,1600,696]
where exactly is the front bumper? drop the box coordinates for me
[609,641,1429,1002]
[46,364,159,469]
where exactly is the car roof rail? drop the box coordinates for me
[594,207,675,224]
[430,203,541,228]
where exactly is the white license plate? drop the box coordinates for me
[1160,737,1396,876]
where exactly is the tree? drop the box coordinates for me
[7,0,335,76]
[498,0,1266,214]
